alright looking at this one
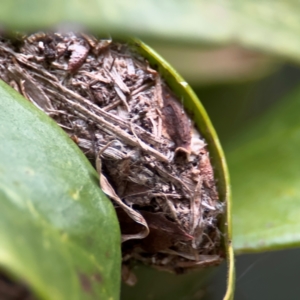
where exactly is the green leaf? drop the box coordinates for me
[1,1,300,62]
[121,267,214,300]
[0,81,121,299]
[124,40,235,300]
[227,85,300,253]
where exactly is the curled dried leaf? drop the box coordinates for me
[117,208,193,253]
[99,169,149,241]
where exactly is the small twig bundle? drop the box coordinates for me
[0,32,224,276]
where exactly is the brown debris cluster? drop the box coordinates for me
[0,32,224,274]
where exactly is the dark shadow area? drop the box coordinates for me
[194,64,300,145]
[205,248,300,300]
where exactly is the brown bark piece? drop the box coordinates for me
[162,87,192,155]
[68,43,89,72]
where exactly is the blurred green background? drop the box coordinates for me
[194,62,300,300]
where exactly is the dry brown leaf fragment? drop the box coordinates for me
[100,172,149,242]
[117,209,193,253]
[68,43,89,72]
[162,86,192,155]
[199,148,215,188]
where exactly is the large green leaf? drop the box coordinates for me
[1,1,300,62]
[0,81,121,299]
[227,85,300,253]
[120,40,235,300]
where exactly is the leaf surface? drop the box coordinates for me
[0,81,121,299]
[227,86,300,252]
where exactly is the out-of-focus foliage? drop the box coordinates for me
[1,1,300,62]
[227,85,300,253]
[149,44,279,85]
